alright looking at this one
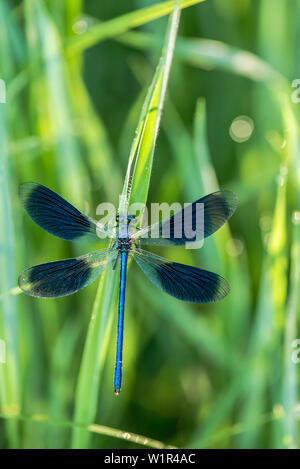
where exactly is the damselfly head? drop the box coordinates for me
[116,214,137,225]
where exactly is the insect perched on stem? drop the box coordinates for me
[19,183,237,394]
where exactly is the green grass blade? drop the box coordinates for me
[112,30,280,82]
[120,3,181,213]
[282,216,300,448]
[66,67,122,202]
[24,0,90,206]
[238,168,288,449]
[71,268,118,448]
[0,0,22,448]
[0,410,175,449]
[136,274,238,371]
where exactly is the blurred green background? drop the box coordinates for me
[0,0,300,449]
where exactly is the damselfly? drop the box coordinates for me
[19,183,237,394]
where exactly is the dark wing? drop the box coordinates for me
[19,182,112,242]
[132,249,230,303]
[132,190,237,246]
[18,249,116,298]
